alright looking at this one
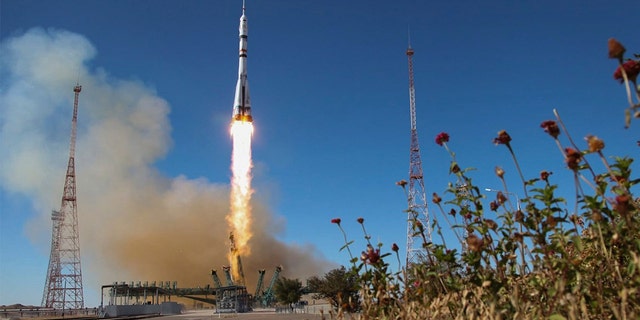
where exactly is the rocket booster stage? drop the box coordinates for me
[232,4,252,122]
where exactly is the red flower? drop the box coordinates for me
[493,130,511,145]
[496,191,507,204]
[391,243,399,252]
[361,244,381,264]
[331,218,341,225]
[564,148,582,171]
[435,132,450,146]
[540,170,552,182]
[540,120,560,139]
[357,217,364,224]
[613,60,640,83]
[432,192,442,204]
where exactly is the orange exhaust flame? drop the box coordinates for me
[228,120,254,282]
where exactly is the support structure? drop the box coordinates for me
[254,269,266,300]
[222,266,234,286]
[261,266,282,307]
[42,84,85,309]
[404,45,431,267]
[210,270,223,289]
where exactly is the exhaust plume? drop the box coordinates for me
[0,28,332,299]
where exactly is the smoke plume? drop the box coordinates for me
[0,28,331,298]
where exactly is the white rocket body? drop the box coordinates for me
[232,7,252,122]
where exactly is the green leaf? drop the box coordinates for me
[549,314,567,320]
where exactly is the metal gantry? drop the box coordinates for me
[404,46,431,267]
[42,84,85,309]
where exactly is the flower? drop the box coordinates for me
[613,60,640,83]
[614,194,631,217]
[592,210,603,222]
[493,130,511,145]
[545,216,557,229]
[435,132,450,146]
[331,218,341,225]
[515,210,524,222]
[495,166,505,178]
[432,192,442,204]
[485,219,498,231]
[610,174,626,184]
[586,135,605,153]
[489,201,499,211]
[608,38,626,60]
[564,148,582,171]
[540,120,560,138]
[540,170,552,182]
[569,214,584,227]
[396,180,407,187]
[357,217,364,224]
[496,191,507,204]
[466,234,484,253]
[513,232,523,242]
[361,244,381,264]
[391,243,399,252]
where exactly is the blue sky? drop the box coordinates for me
[1,0,638,307]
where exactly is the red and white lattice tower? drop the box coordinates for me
[404,45,431,266]
[42,84,84,309]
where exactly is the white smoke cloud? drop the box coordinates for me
[0,28,331,302]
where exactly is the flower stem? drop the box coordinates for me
[506,144,528,198]
[553,109,597,179]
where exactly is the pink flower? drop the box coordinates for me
[613,60,640,83]
[435,132,450,146]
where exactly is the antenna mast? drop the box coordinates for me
[404,44,431,266]
[42,84,85,309]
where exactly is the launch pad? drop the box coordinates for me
[100,3,272,317]
[100,265,281,316]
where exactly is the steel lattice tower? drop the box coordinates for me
[42,84,84,309]
[404,45,431,266]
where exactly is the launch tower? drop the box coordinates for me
[42,84,85,309]
[404,45,431,266]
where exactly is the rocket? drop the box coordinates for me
[232,2,252,122]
